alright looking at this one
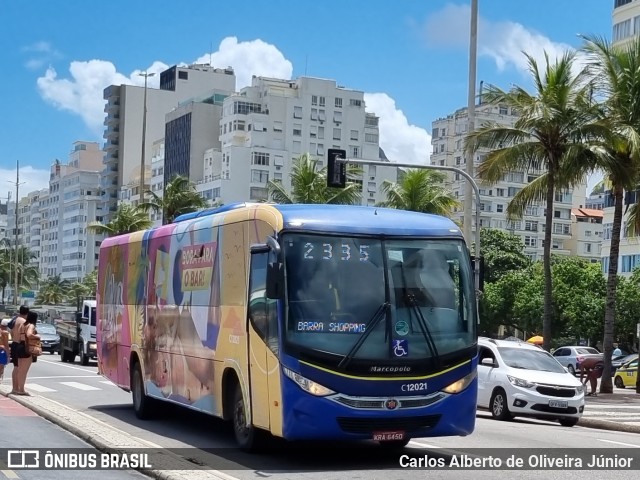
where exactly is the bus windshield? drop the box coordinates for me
[282,233,476,373]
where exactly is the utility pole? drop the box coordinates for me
[9,161,25,306]
[138,71,155,205]
[463,0,479,245]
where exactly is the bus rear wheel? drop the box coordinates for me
[233,384,260,451]
[132,362,154,419]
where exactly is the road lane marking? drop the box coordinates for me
[408,440,442,449]
[585,404,640,409]
[27,375,97,380]
[59,382,101,391]
[99,381,116,386]
[598,439,640,448]
[39,359,96,373]
[25,383,56,392]
[0,469,18,478]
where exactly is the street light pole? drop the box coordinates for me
[138,71,155,205]
[10,161,25,306]
[463,0,479,245]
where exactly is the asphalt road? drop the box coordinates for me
[0,395,149,480]
[3,357,640,480]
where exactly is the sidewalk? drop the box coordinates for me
[578,380,640,433]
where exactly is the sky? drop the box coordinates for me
[0,0,613,203]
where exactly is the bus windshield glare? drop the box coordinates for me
[283,234,476,371]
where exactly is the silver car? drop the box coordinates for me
[552,346,600,375]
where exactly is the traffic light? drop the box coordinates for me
[327,148,347,188]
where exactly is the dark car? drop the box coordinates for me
[37,323,60,354]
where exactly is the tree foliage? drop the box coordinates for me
[36,275,70,305]
[268,153,362,205]
[377,169,459,216]
[87,204,153,237]
[478,229,531,284]
[481,257,606,346]
[140,174,208,224]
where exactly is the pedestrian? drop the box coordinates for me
[613,344,622,356]
[579,355,603,396]
[13,311,39,396]
[0,318,10,381]
[9,306,28,393]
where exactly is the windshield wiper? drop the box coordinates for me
[405,294,440,365]
[338,302,389,370]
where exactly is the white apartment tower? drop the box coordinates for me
[600,0,640,275]
[6,141,105,299]
[101,64,236,220]
[200,75,397,205]
[431,102,586,260]
[41,141,104,283]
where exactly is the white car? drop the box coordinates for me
[477,337,585,427]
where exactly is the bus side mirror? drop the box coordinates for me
[266,262,284,299]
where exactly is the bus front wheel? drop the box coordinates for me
[233,384,259,451]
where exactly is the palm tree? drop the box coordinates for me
[465,51,597,353]
[580,35,640,392]
[268,153,362,204]
[0,241,11,303]
[377,169,459,216]
[87,204,153,237]
[67,282,90,310]
[13,246,39,300]
[37,275,70,305]
[140,174,208,224]
[82,270,97,297]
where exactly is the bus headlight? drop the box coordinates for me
[442,371,477,394]
[283,367,335,396]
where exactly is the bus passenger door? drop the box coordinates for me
[248,252,271,430]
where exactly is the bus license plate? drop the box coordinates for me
[549,400,568,408]
[373,431,405,441]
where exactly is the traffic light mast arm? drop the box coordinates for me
[342,158,481,298]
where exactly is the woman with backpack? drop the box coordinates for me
[13,311,41,396]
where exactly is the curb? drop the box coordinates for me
[578,417,640,434]
[0,386,237,480]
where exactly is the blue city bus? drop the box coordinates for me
[98,202,478,451]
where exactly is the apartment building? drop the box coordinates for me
[205,75,397,205]
[567,208,603,263]
[0,202,7,240]
[102,64,236,221]
[600,0,640,275]
[7,142,104,296]
[613,0,640,44]
[134,75,399,220]
[431,102,587,261]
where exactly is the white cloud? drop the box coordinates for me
[194,37,293,88]
[36,37,428,164]
[21,41,55,53]
[0,166,51,204]
[21,41,63,71]
[37,61,133,136]
[423,3,574,75]
[364,93,431,165]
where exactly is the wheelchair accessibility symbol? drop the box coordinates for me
[393,339,409,357]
